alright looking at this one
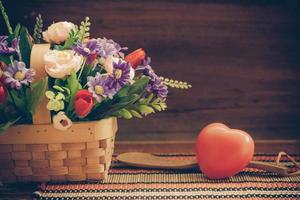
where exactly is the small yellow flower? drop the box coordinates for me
[46,91,65,112]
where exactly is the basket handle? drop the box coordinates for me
[30,44,52,125]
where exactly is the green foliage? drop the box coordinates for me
[130,109,143,118]
[160,76,192,89]
[28,77,48,115]
[0,0,12,34]
[137,97,166,115]
[114,94,167,119]
[58,28,79,50]
[33,14,43,44]
[65,71,82,115]
[0,54,10,64]
[0,117,20,134]
[14,23,21,37]
[138,105,155,115]
[78,17,91,42]
[105,77,167,120]
[116,76,149,98]
[89,77,150,120]
[9,89,28,114]
[115,108,132,119]
[19,26,33,67]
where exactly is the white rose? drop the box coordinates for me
[44,50,83,79]
[53,112,72,131]
[43,21,75,44]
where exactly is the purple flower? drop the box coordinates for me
[97,38,127,58]
[87,73,117,102]
[146,78,168,100]
[4,61,35,90]
[0,36,19,54]
[107,60,131,90]
[73,39,100,64]
[136,57,168,99]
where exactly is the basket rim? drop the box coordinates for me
[0,117,117,145]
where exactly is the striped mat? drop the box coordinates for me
[37,154,300,199]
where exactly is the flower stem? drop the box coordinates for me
[9,55,13,64]
[0,1,13,34]
[77,57,87,81]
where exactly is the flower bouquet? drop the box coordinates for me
[0,2,191,182]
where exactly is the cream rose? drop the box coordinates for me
[43,21,75,44]
[44,50,83,79]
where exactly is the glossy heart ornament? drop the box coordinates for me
[196,123,255,179]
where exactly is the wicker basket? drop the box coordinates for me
[0,44,118,183]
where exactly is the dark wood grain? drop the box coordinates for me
[1,0,300,141]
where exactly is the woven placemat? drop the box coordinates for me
[37,154,300,199]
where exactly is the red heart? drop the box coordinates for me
[196,123,254,179]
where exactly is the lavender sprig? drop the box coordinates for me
[0,1,12,34]
[33,14,43,44]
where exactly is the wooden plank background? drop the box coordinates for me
[1,0,300,142]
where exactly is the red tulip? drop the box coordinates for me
[74,90,94,118]
[125,48,146,69]
[0,83,7,105]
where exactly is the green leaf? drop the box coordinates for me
[89,94,140,120]
[56,92,65,100]
[0,54,10,64]
[128,76,149,95]
[10,90,26,113]
[29,77,48,115]
[0,117,20,134]
[146,93,154,104]
[130,109,143,118]
[115,76,149,98]
[0,121,13,133]
[78,17,91,42]
[115,85,130,98]
[117,109,132,119]
[45,91,55,99]
[53,85,65,92]
[58,28,79,50]
[66,71,82,113]
[138,105,155,115]
[152,104,162,111]
[14,23,21,37]
[0,0,13,34]
[19,26,33,67]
